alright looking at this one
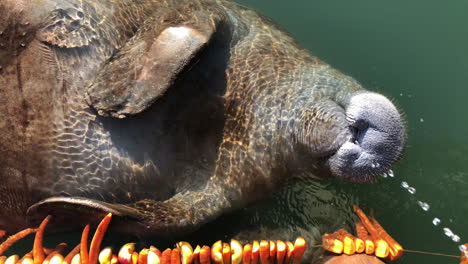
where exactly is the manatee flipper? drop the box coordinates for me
[26,185,229,237]
[86,3,226,117]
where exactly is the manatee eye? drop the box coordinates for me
[349,119,369,144]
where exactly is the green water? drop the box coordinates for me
[233,0,468,263]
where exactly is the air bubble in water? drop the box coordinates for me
[407,187,416,194]
[401,181,409,189]
[432,218,441,226]
[382,173,388,178]
[417,201,430,211]
[459,244,467,252]
[443,227,453,237]
[388,170,394,177]
[452,234,461,242]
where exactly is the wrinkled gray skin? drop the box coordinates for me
[0,0,405,237]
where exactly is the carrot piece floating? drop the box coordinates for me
[171,248,181,264]
[139,248,149,264]
[150,247,162,259]
[230,240,242,264]
[199,246,211,264]
[148,251,161,264]
[177,242,193,264]
[374,240,389,258]
[242,244,252,264]
[89,213,113,264]
[161,249,172,264]
[275,241,286,264]
[291,237,306,264]
[0,256,5,264]
[33,215,52,264]
[5,255,19,264]
[268,241,276,261]
[192,246,200,264]
[0,230,6,238]
[111,255,118,264]
[354,205,403,260]
[335,229,355,255]
[98,247,113,264]
[355,222,374,255]
[322,234,343,254]
[81,225,91,264]
[0,228,37,256]
[370,217,403,260]
[71,254,81,264]
[222,243,231,264]
[259,241,270,264]
[211,241,222,264]
[284,242,293,264]
[64,244,81,264]
[19,252,33,264]
[251,241,259,264]
[354,238,365,254]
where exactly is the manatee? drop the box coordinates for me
[0,0,405,237]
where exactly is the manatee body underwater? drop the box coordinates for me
[0,0,405,242]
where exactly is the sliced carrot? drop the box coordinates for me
[161,249,172,264]
[192,245,201,264]
[149,246,162,259]
[242,244,252,264]
[222,243,231,264]
[275,241,286,264]
[89,213,113,264]
[33,215,52,264]
[171,248,181,264]
[139,248,149,264]
[322,234,343,254]
[291,237,306,264]
[0,230,6,238]
[370,217,403,260]
[259,240,270,264]
[211,241,222,264]
[268,241,276,262]
[251,241,259,264]
[284,242,293,264]
[199,246,211,264]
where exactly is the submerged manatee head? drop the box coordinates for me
[329,92,404,182]
[0,0,405,238]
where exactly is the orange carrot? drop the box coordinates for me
[275,241,286,264]
[64,244,81,264]
[251,241,259,264]
[284,242,293,264]
[193,245,201,264]
[222,243,231,264]
[89,214,112,264]
[19,252,33,264]
[0,228,37,256]
[268,242,276,262]
[161,249,172,264]
[33,215,52,264]
[149,246,162,259]
[0,230,6,238]
[242,244,252,264]
[291,237,306,264]
[199,246,211,264]
[259,240,270,264]
[370,217,403,260]
[139,249,149,264]
[322,234,343,254]
[171,248,181,264]
[80,225,90,264]
[211,241,222,264]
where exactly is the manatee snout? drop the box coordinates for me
[329,92,405,182]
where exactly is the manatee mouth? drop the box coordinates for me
[327,92,405,182]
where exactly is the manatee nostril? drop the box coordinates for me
[349,119,369,144]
